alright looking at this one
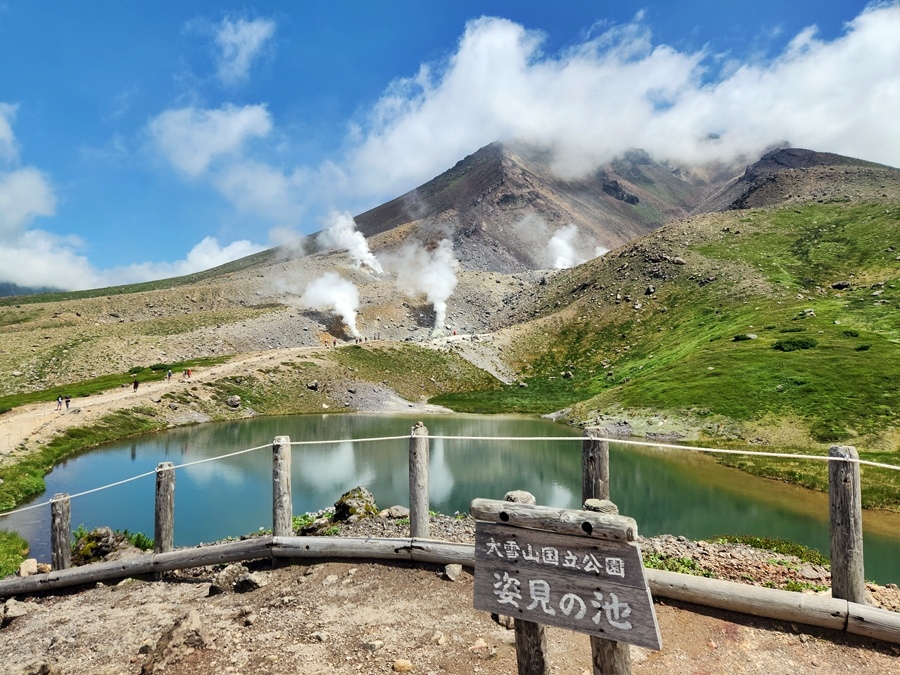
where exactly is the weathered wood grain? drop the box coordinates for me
[272,436,292,538]
[50,493,71,571]
[829,445,865,604]
[470,498,637,542]
[409,423,430,539]
[154,462,175,554]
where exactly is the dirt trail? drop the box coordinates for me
[0,348,312,461]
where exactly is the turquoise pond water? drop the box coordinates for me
[2,413,897,584]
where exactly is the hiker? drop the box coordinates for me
[166,369,172,380]
[64,395,70,409]
[56,395,63,411]
[133,379,139,392]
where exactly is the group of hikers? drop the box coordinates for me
[55,366,196,410]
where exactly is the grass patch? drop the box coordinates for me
[773,336,818,351]
[709,535,829,565]
[0,356,228,412]
[0,408,166,511]
[642,552,716,578]
[331,344,500,402]
[0,530,29,578]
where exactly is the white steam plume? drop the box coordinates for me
[383,239,459,330]
[299,271,360,338]
[317,210,383,273]
[547,223,608,269]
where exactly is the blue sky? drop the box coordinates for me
[1,1,896,290]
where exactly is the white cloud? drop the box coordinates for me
[0,231,265,291]
[213,159,308,225]
[0,167,56,239]
[0,100,269,291]
[344,3,900,196]
[150,6,900,245]
[103,236,266,286]
[215,17,276,87]
[0,229,100,290]
[148,103,272,177]
[0,103,19,164]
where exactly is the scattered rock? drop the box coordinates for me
[379,505,410,519]
[3,598,38,626]
[18,558,38,577]
[234,570,265,593]
[209,563,250,596]
[443,563,463,581]
[225,395,241,409]
[140,609,210,675]
[71,527,142,566]
[333,486,378,522]
[831,280,851,289]
[392,659,414,672]
[14,662,60,675]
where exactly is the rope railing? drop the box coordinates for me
[0,425,892,640]
[1,433,898,521]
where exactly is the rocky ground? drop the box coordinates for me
[2,511,899,675]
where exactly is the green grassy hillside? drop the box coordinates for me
[434,201,900,501]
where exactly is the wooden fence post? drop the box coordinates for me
[154,462,175,554]
[582,428,609,501]
[273,436,293,538]
[50,493,71,571]
[582,428,631,675]
[409,423,430,539]
[505,490,550,675]
[828,445,865,604]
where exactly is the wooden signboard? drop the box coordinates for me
[472,499,662,651]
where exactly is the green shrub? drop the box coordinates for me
[779,326,807,333]
[773,336,818,351]
[710,535,828,565]
[732,334,753,341]
[0,530,29,578]
[120,529,154,550]
[855,344,871,351]
[810,421,851,443]
[841,329,860,338]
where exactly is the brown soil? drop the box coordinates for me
[2,545,899,675]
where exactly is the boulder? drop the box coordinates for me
[333,486,378,522]
[18,558,38,577]
[140,609,210,675]
[378,505,410,519]
[225,395,241,409]
[208,563,249,596]
[71,527,142,566]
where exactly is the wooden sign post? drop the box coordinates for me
[471,498,661,674]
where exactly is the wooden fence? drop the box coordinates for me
[0,426,898,656]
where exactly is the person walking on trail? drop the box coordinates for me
[166,369,172,381]
[56,395,63,411]
[64,395,70,409]
[133,379,139,393]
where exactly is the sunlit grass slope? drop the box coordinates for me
[436,202,900,442]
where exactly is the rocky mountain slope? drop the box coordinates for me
[356,142,732,272]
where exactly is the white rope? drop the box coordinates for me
[167,442,270,470]
[287,435,410,446]
[425,435,900,471]
[2,432,898,521]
